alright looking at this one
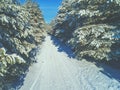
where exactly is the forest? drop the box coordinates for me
[0,0,120,90]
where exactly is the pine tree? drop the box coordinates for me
[53,0,120,62]
[0,0,20,4]
[0,0,45,89]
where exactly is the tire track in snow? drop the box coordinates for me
[19,35,120,90]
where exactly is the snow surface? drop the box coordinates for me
[19,35,120,90]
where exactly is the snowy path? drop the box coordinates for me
[20,36,120,90]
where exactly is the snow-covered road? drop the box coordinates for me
[20,36,120,90]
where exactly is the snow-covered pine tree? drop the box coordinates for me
[53,0,120,62]
[0,0,45,89]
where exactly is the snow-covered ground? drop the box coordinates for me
[19,36,120,90]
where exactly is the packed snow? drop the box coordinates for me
[19,35,120,90]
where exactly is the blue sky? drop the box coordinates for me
[38,0,62,23]
[20,0,62,23]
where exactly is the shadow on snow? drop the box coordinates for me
[11,69,29,90]
[11,35,120,89]
[50,36,75,58]
[85,57,120,83]
[51,35,120,83]
[99,62,120,83]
